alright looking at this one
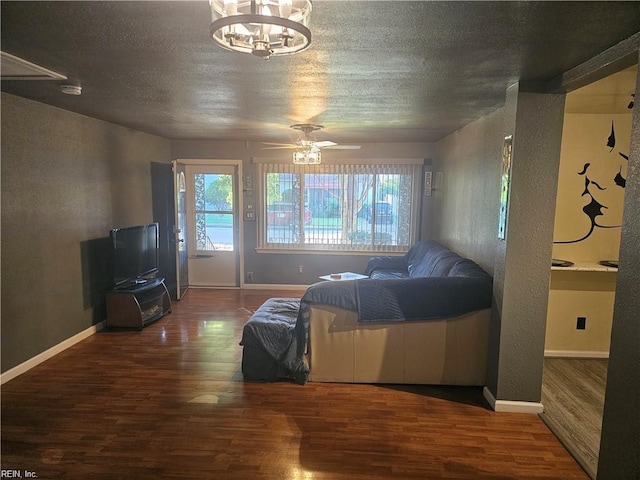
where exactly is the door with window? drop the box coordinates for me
[173,161,189,298]
[185,164,238,287]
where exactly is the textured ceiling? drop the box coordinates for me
[1,1,639,144]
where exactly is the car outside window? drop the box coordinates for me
[259,163,420,253]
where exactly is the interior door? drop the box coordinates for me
[151,162,178,299]
[185,164,239,287]
[173,161,189,299]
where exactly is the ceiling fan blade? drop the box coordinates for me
[260,141,294,146]
[259,140,298,150]
[322,145,362,150]
[314,140,338,148]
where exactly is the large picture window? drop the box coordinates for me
[257,162,422,253]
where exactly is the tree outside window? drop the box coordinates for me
[260,163,420,252]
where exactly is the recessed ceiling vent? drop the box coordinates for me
[1,51,67,80]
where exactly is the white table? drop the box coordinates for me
[319,272,368,281]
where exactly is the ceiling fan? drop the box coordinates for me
[261,124,361,164]
[261,124,362,152]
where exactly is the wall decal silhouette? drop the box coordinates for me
[554,162,620,244]
[614,167,626,188]
[554,119,627,245]
[607,121,616,151]
[610,120,629,189]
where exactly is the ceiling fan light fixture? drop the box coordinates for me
[293,147,321,165]
[209,0,312,60]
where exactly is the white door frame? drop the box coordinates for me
[176,159,245,288]
[173,160,189,299]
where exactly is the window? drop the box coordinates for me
[193,173,234,251]
[257,162,422,253]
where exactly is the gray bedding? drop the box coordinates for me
[239,298,307,383]
[239,285,357,384]
[355,277,493,322]
[300,276,492,323]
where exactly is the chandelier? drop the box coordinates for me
[293,146,321,165]
[209,0,312,59]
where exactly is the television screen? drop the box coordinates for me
[110,223,159,288]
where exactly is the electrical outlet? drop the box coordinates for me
[245,271,254,283]
[576,316,586,330]
[298,265,304,274]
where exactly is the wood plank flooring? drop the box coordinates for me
[1,288,587,480]
[540,358,608,480]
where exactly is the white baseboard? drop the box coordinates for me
[544,350,609,358]
[240,283,309,290]
[1,321,105,385]
[187,284,310,291]
[483,386,545,414]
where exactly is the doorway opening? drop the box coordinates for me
[542,64,637,479]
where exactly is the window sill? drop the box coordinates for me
[255,248,406,256]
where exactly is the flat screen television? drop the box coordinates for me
[110,223,159,289]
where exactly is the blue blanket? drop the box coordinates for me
[240,298,308,384]
[242,274,492,384]
[299,276,492,323]
[354,277,493,322]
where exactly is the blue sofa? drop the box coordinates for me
[240,240,494,385]
[365,239,491,280]
[353,240,493,322]
[305,240,494,384]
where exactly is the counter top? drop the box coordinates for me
[551,261,618,272]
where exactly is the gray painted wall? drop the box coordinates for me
[490,86,566,402]
[433,86,566,403]
[1,93,171,373]
[433,109,503,274]
[597,61,640,479]
[434,71,639,477]
[171,140,437,284]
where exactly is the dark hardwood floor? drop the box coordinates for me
[2,288,587,480]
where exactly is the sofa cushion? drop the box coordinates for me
[406,240,447,266]
[447,258,489,278]
[407,242,455,278]
[369,269,410,280]
[365,240,490,281]
[364,255,408,277]
[426,251,465,277]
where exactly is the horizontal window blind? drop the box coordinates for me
[258,162,421,253]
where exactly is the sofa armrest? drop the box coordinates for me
[300,276,492,324]
[355,276,493,322]
[364,256,408,276]
[301,280,358,311]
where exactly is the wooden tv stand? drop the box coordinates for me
[106,278,171,330]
